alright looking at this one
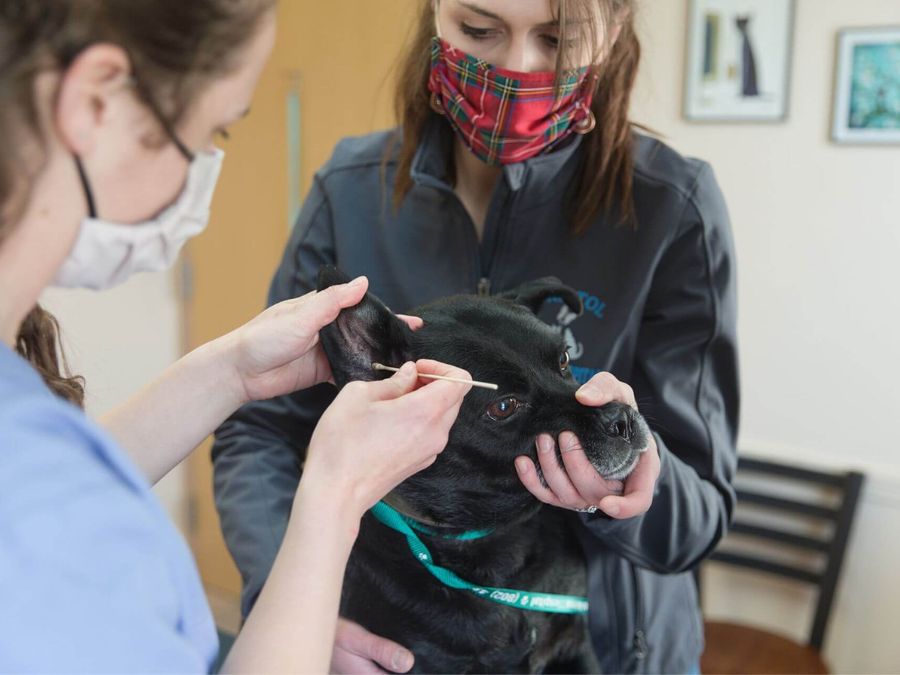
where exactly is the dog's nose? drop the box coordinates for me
[606,407,632,441]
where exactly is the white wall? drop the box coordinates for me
[40,271,187,532]
[631,1,900,672]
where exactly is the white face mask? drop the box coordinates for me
[53,148,224,290]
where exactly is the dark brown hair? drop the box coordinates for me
[16,306,86,407]
[0,0,275,405]
[391,0,640,234]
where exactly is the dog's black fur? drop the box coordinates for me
[317,266,650,674]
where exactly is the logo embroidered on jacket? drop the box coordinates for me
[544,289,606,385]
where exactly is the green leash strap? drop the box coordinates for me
[370,501,589,615]
[388,504,494,541]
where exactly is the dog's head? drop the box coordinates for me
[317,266,650,530]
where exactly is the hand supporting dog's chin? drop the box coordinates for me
[533,450,628,493]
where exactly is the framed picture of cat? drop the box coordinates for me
[684,0,796,122]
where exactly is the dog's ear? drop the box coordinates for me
[316,265,414,388]
[498,277,583,316]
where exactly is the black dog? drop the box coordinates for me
[317,266,650,674]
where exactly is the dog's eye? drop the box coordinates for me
[486,397,520,421]
[559,351,570,372]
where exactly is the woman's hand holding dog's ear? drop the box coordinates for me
[303,359,473,525]
[221,276,370,404]
[218,275,425,405]
[515,371,661,520]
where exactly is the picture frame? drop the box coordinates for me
[831,26,900,145]
[684,0,795,122]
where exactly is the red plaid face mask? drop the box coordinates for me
[428,37,597,166]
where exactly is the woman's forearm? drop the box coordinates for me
[99,282,379,485]
[99,337,245,484]
[222,481,359,674]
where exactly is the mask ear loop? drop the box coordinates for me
[74,156,97,219]
[127,74,196,162]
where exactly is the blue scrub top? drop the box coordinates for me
[0,343,218,672]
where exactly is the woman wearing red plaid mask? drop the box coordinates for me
[214,1,739,673]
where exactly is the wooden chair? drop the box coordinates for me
[699,456,865,674]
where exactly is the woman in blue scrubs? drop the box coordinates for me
[0,1,470,672]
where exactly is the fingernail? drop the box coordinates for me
[576,383,601,398]
[515,457,529,473]
[349,275,366,287]
[536,435,553,455]
[559,431,580,453]
[393,649,414,671]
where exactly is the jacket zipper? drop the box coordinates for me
[478,184,520,297]
[631,564,648,664]
[442,193,489,297]
[487,186,519,282]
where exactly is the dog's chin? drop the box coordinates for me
[600,452,641,481]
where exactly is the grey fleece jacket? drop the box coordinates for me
[212,118,740,674]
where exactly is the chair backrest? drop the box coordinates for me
[706,455,865,650]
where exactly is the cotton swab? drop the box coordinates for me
[372,362,498,390]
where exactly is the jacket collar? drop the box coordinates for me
[410,115,584,208]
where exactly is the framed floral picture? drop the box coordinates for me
[831,27,900,144]
[684,0,795,122]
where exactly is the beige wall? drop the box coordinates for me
[631,1,900,672]
[41,273,188,532]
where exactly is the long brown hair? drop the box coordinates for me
[391,0,640,234]
[0,0,275,406]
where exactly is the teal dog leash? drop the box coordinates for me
[370,501,589,615]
